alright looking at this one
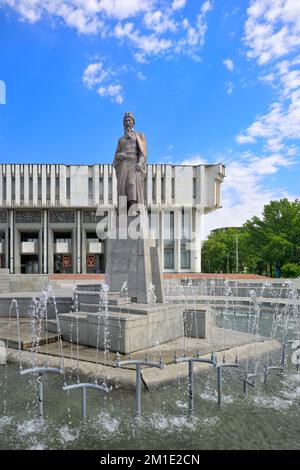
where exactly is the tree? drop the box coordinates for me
[202,199,300,277]
[281,263,300,278]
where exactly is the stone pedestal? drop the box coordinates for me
[105,235,164,304]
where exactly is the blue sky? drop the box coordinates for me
[0,0,299,233]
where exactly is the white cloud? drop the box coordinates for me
[172,0,186,11]
[82,62,109,88]
[176,151,294,235]
[3,0,213,62]
[3,0,154,31]
[236,0,300,161]
[223,58,234,72]
[226,81,234,95]
[137,71,146,80]
[82,61,124,104]
[245,0,300,65]
[181,155,208,165]
[175,0,213,59]
[236,135,256,144]
[114,21,173,63]
[143,10,177,34]
[203,153,295,235]
[216,0,300,236]
[97,83,124,104]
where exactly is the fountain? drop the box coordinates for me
[0,275,300,449]
[0,114,300,449]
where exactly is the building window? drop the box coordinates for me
[88,177,93,203]
[161,176,165,203]
[193,177,197,200]
[20,177,24,202]
[2,177,6,202]
[181,209,191,269]
[46,177,51,201]
[181,242,191,269]
[152,176,156,203]
[164,247,174,270]
[164,211,174,269]
[11,176,15,201]
[66,177,71,201]
[38,176,42,201]
[55,176,60,203]
[29,176,33,202]
[108,176,112,202]
[99,177,103,202]
[171,177,175,200]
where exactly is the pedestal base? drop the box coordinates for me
[56,303,184,354]
[105,237,163,304]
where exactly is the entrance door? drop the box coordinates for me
[54,254,72,274]
[21,255,39,274]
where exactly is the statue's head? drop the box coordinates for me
[123,112,135,133]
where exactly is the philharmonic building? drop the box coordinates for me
[0,163,225,275]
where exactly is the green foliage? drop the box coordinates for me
[202,199,300,277]
[281,263,300,278]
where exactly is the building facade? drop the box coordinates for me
[0,163,225,274]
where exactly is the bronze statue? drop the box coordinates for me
[113,112,147,209]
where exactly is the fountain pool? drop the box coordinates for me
[1,277,300,450]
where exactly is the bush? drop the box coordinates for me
[281,263,300,278]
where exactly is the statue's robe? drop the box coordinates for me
[113,132,147,206]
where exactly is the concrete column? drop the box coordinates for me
[24,165,29,205]
[112,166,118,207]
[48,229,54,274]
[200,166,206,206]
[147,165,152,206]
[174,208,181,273]
[15,165,20,205]
[39,228,43,273]
[149,207,159,242]
[33,165,38,205]
[103,165,109,205]
[192,208,202,273]
[6,165,12,205]
[42,166,47,205]
[14,229,21,274]
[94,165,100,205]
[9,210,14,273]
[5,227,9,269]
[155,166,161,205]
[77,210,81,273]
[43,210,48,274]
[50,166,56,205]
[82,229,87,274]
[59,165,67,206]
[196,166,201,205]
[159,211,164,271]
[165,165,172,205]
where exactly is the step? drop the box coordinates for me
[75,284,102,292]
[77,291,131,306]
[80,300,131,313]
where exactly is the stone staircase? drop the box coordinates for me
[76,287,131,314]
[48,283,186,354]
[47,285,132,335]
[0,269,9,294]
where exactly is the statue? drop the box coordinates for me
[113,112,147,210]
